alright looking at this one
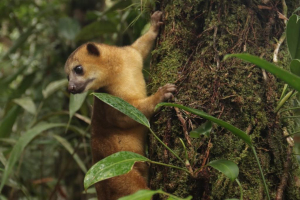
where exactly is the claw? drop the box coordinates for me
[157,83,176,102]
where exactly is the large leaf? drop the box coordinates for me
[156,103,252,146]
[93,93,150,128]
[208,159,239,181]
[287,15,300,59]
[119,189,192,200]
[0,105,21,138]
[42,79,68,99]
[69,92,88,119]
[190,121,212,138]
[225,54,300,92]
[84,151,149,189]
[0,123,65,193]
[53,135,87,173]
[13,97,36,115]
[290,59,300,77]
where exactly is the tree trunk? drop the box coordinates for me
[148,0,300,199]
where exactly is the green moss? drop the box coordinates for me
[149,0,300,199]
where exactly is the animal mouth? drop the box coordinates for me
[68,78,95,94]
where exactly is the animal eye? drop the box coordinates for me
[73,65,83,75]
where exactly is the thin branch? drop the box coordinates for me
[174,107,192,146]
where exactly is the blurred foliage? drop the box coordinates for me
[0,0,155,199]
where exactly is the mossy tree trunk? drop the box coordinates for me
[148,0,300,199]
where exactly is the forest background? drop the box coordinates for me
[1,0,300,199]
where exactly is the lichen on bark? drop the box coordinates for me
[148,0,300,199]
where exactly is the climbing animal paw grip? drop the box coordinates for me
[157,83,176,102]
[151,11,164,32]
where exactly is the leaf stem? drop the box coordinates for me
[179,138,188,162]
[280,106,300,113]
[279,84,288,101]
[159,190,191,200]
[149,160,190,174]
[149,128,185,165]
[235,179,243,200]
[284,130,300,137]
[282,115,300,119]
[251,146,270,200]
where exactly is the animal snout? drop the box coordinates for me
[68,83,77,94]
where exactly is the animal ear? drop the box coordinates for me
[87,43,100,56]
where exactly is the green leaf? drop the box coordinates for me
[287,14,300,59]
[0,64,27,86]
[58,17,80,41]
[190,121,212,138]
[294,7,300,14]
[0,105,21,138]
[279,84,288,101]
[93,93,150,128]
[53,135,87,173]
[208,159,239,181]
[224,54,300,92]
[290,59,300,76]
[69,92,88,119]
[119,189,192,200]
[167,196,193,200]
[0,123,66,193]
[1,25,35,60]
[105,0,133,14]
[156,103,252,146]
[0,138,16,145]
[84,151,149,189]
[42,79,68,99]
[86,0,133,20]
[141,23,151,35]
[10,73,36,99]
[13,97,36,115]
[119,189,159,200]
[75,20,118,43]
[0,152,7,166]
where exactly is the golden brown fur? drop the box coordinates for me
[64,11,175,200]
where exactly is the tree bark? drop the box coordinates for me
[149,0,300,199]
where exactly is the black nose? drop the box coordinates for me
[68,84,77,94]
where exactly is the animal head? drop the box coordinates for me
[64,43,109,94]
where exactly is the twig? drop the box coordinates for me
[259,53,267,81]
[273,33,286,63]
[213,26,220,68]
[201,139,212,168]
[273,0,287,63]
[281,0,288,24]
[174,107,192,146]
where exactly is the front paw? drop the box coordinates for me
[151,11,163,32]
[157,83,176,102]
